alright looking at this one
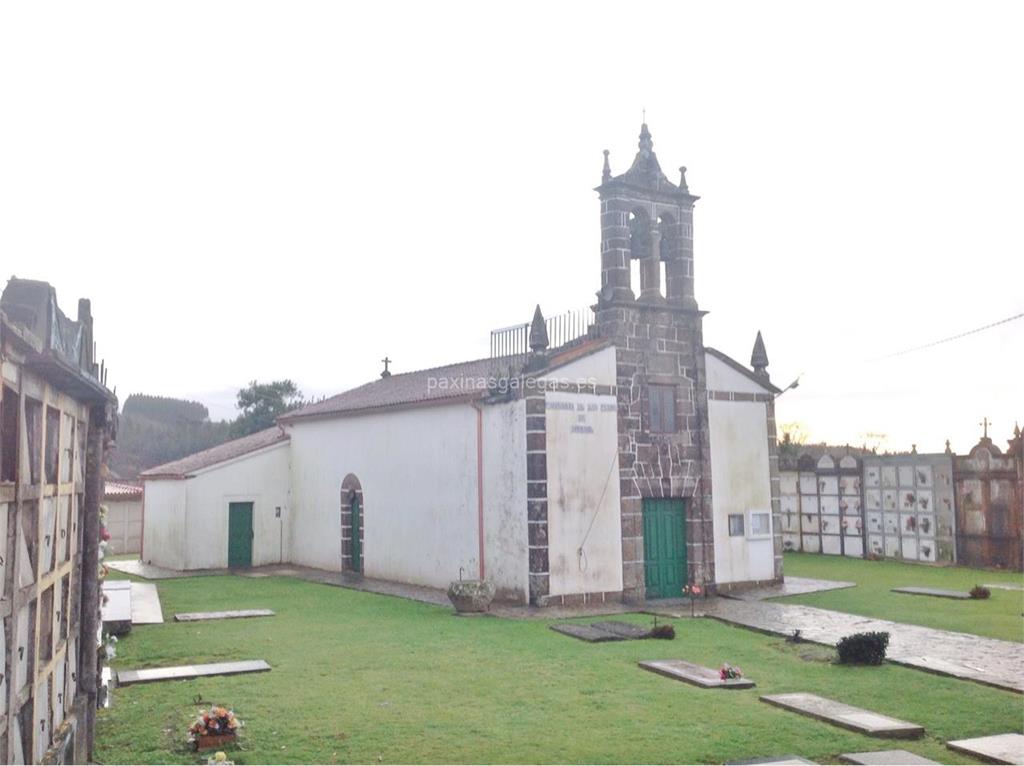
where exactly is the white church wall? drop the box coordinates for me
[705,353,769,395]
[541,345,617,387]
[482,399,529,603]
[182,442,291,569]
[544,390,623,597]
[286,402,484,589]
[709,399,775,584]
[141,479,187,570]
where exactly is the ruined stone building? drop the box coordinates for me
[0,279,117,763]
[141,124,783,604]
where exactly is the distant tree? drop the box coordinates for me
[111,395,229,479]
[123,394,209,425]
[229,379,305,438]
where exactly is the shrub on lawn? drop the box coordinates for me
[647,623,676,640]
[836,631,889,665]
[970,585,991,599]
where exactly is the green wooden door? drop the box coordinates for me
[350,494,362,572]
[228,502,253,568]
[643,498,687,598]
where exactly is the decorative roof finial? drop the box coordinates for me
[911,443,918,454]
[944,439,952,454]
[529,305,549,354]
[679,166,689,193]
[380,356,392,378]
[602,149,611,183]
[1015,422,1021,438]
[980,416,991,440]
[750,330,769,377]
[639,122,653,156]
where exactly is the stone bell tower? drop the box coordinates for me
[594,123,715,601]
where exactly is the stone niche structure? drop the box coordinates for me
[593,124,719,600]
[953,426,1023,570]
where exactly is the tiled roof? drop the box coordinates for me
[104,481,143,499]
[140,427,289,479]
[281,338,611,423]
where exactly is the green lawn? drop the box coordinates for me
[781,552,1024,642]
[96,574,1021,765]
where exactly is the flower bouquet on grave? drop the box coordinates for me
[719,662,743,681]
[188,706,242,751]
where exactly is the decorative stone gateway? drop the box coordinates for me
[447,580,496,613]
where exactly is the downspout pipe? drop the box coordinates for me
[470,400,485,580]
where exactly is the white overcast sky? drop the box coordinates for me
[2,1,1021,453]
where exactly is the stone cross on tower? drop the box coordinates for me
[980,417,990,439]
[380,357,392,378]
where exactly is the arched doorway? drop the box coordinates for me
[340,474,364,574]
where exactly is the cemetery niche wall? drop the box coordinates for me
[780,451,957,565]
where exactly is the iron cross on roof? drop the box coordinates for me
[980,416,990,438]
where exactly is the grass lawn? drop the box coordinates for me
[96,574,1021,765]
[781,552,1024,642]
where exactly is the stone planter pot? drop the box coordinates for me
[193,733,237,752]
[447,579,495,613]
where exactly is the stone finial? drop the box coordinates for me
[679,166,689,193]
[750,331,769,377]
[1015,422,1021,438]
[602,150,611,183]
[911,444,918,454]
[944,439,952,454]
[639,123,653,155]
[529,305,549,353]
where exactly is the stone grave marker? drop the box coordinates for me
[175,609,275,622]
[591,620,650,639]
[760,693,924,739]
[839,750,939,765]
[549,624,624,642]
[891,586,972,600]
[946,733,1024,765]
[117,659,271,686]
[639,659,755,689]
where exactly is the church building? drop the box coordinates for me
[140,124,783,605]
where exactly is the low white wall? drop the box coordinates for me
[709,399,774,584]
[141,480,186,569]
[105,498,142,555]
[544,391,622,597]
[183,442,291,569]
[286,402,486,590]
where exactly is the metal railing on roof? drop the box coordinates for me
[489,306,596,360]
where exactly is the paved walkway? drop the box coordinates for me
[726,576,857,601]
[697,598,1024,694]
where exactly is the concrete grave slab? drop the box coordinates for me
[891,586,972,600]
[117,659,271,686]
[946,733,1024,765]
[984,583,1024,592]
[639,659,755,689]
[549,624,624,642]
[591,620,650,639]
[728,757,817,765]
[130,582,164,624]
[839,750,939,765]
[760,693,924,739]
[175,609,275,622]
[101,581,132,635]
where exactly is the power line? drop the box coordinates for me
[868,311,1024,362]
